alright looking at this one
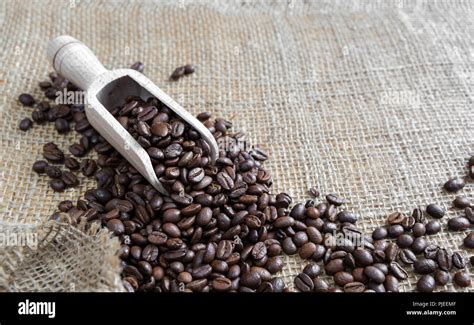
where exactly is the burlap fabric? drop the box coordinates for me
[0,0,472,292]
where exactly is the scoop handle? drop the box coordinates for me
[47,35,107,90]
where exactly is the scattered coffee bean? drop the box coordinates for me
[453,271,471,287]
[417,275,435,292]
[426,204,445,219]
[444,177,465,193]
[18,93,35,106]
[19,118,33,131]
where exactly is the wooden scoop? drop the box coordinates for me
[47,35,218,195]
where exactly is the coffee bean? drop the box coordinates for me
[447,217,470,231]
[170,66,186,80]
[130,61,144,72]
[326,193,345,206]
[216,172,234,191]
[334,271,354,287]
[325,259,344,275]
[387,212,405,225]
[19,93,35,106]
[414,258,437,274]
[453,196,471,209]
[32,160,48,174]
[452,252,465,269]
[107,219,125,235]
[58,200,73,212]
[372,227,387,240]
[425,220,441,235]
[387,225,404,238]
[344,281,365,292]
[396,234,414,248]
[417,275,435,292]
[412,223,426,237]
[353,248,373,267]
[384,275,399,292]
[436,248,452,271]
[364,266,385,284]
[434,270,450,285]
[412,208,425,223]
[19,118,33,131]
[297,242,316,260]
[389,262,408,280]
[465,207,474,223]
[212,277,232,292]
[294,273,314,292]
[426,204,445,219]
[424,244,439,260]
[453,271,471,287]
[55,118,70,133]
[282,237,298,255]
[183,64,195,75]
[50,179,66,192]
[290,203,306,220]
[398,249,417,265]
[444,177,465,192]
[411,237,427,254]
[464,232,474,248]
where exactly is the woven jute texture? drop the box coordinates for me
[0,0,473,292]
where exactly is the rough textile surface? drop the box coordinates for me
[0,0,472,291]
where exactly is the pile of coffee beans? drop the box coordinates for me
[17,61,473,292]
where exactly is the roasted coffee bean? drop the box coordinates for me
[447,217,470,231]
[412,208,425,223]
[387,212,405,225]
[334,271,354,287]
[32,160,48,174]
[434,270,450,285]
[325,259,344,275]
[353,248,373,267]
[294,273,314,292]
[58,200,73,212]
[19,118,33,131]
[50,179,66,192]
[372,227,387,240]
[344,281,365,292]
[384,275,399,292]
[453,271,471,287]
[453,196,471,209]
[424,244,439,260]
[45,166,62,179]
[282,237,298,255]
[412,223,426,237]
[436,249,452,271]
[106,219,125,235]
[417,275,435,292]
[425,220,441,235]
[62,171,79,187]
[465,207,474,223]
[387,225,404,238]
[414,258,437,274]
[396,234,414,248]
[389,262,408,280]
[170,66,186,80]
[326,193,345,206]
[19,93,35,106]
[426,204,445,219]
[444,177,465,193]
[55,118,70,133]
[64,157,80,170]
[183,64,195,75]
[464,232,474,248]
[364,266,385,284]
[452,252,465,269]
[398,249,417,265]
[411,237,427,255]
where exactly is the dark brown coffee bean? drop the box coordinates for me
[426,204,445,219]
[106,219,125,235]
[299,242,316,260]
[436,248,452,271]
[434,270,450,285]
[344,282,365,292]
[414,258,437,274]
[453,271,471,287]
[464,232,474,248]
[45,165,62,178]
[389,262,408,280]
[212,277,232,292]
[384,275,399,292]
[18,117,32,131]
[396,234,413,248]
[251,242,267,260]
[282,237,297,255]
[398,249,416,265]
[353,248,373,267]
[62,171,79,187]
[50,179,66,192]
[216,172,234,191]
[425,220,441,235]
[326,193,345,206]
[417,275,435,292]
[453,196,471,209]
[387,212,405,225]
[412,223,426,237]
[334,271,354,287]
[170,66,186,80]
[19,93,35,106]
[424,244,439,259]
[465,207,474,223]
[294,273,314,292]
[387,225,404,238]
[183,64,195,75]
[444,177,465,192]
[325,259,344,275]
[411,237,427,255]
[447,217,470,231]
[372,227,387,240]
[452,252,465,269]
[412,208,425,223]
[364,266,385,284]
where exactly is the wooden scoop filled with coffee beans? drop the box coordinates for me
[47,35,218,195]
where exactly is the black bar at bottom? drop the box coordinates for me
[0,292,472,322]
